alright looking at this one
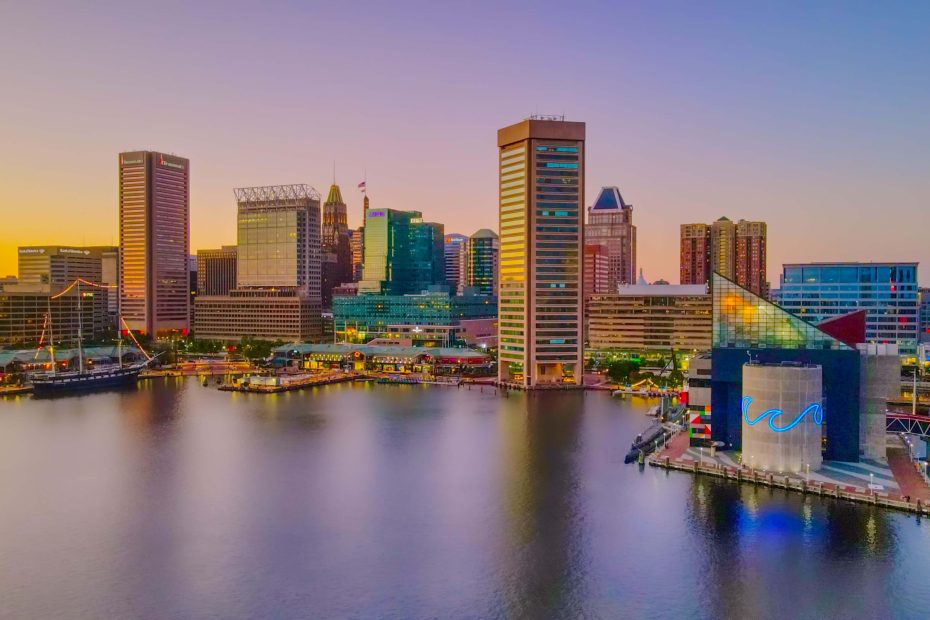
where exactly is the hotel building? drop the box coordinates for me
[497,117,585,387]
[780,262,919,355]
[118,151,190,336]
[586,284,711,352]
[444,233,468,295]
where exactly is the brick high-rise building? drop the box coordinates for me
[735,219,768,297]
[680,223,711,286]
[118,151,190,336]
[680,217,767,296]
[583,243,609,297]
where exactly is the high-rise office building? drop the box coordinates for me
[322,183,349,252]
[497,116,584,388]
[196,246,237,296]
[467,229,499,297]
[585,186,636,289]
[358,208,444,295]
[444,233,468,294]
[321,183,353,308]
[18,245,120,327]
[119,151,190,336]
[680,223,711,286]
[193,185,323,342]
[349,228,364,282]
[4,245,115,343]
[920,287,930,344]
[780,262,919,355]
[680,217,767,296]
[583,243,609,297]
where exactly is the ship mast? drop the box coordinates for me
[76,280,84,373]
[47,297,56,375]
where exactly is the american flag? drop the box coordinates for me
[358,181,366,193]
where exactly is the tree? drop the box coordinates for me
[606,359,640,384]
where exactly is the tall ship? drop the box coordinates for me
[30,279,154,397]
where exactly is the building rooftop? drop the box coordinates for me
[272,342,490,360]
[471,229,498,239]
[591,186,631,211]
[325,183,344,205]
[782,261,919,268]
[612,284,709,296]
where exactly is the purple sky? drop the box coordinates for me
[1,1,928,284]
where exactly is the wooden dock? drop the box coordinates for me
[0,385,32,396]
[219,373,364,394]
[649,453,930,516]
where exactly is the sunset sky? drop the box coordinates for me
[1,1,928,284]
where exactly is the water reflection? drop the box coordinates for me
[497,392,588,618]
[1,381,930,618]
[687,477,899,617]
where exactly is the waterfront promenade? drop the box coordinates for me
[652,430,930,514]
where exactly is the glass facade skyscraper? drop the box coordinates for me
[333,291,497,344]
[780,262,919,355]
[235,185,321,293]
[467,229,499,297]
[497,117,585,387]
[358,208,444,295]
[193,185,322,342]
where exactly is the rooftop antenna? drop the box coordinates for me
[333,160,336,185]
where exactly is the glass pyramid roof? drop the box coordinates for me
[712,273,850,350]
[591,186,631,211]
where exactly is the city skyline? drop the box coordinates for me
[2,2,929,285]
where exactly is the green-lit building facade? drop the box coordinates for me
[334,292,497,345]
[358,208,445,295]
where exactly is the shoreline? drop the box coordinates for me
[649,433,930,516]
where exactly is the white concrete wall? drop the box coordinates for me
[742,364,823,473]
[859,352,899,460]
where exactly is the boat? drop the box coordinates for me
[29,279,154,397]
[31,362,147,396]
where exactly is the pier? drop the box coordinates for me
[649,431,930,516]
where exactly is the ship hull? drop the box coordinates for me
[31,367,143,396]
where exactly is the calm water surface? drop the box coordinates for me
[2,378,930,619]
